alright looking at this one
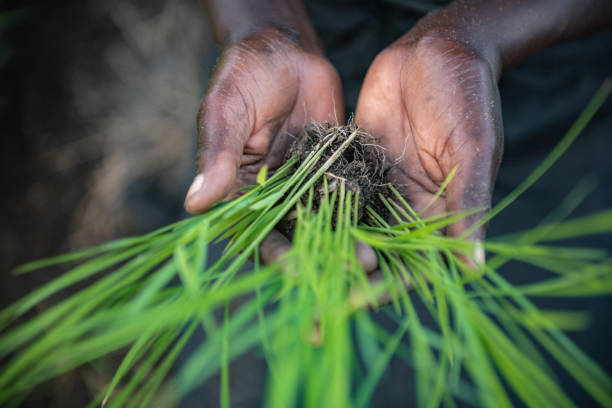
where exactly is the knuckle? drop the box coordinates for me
[223,29,300,65]
[199,79,253,133]
[372,45,406,70]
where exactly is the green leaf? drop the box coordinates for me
[175,245,199,296]
[257,164,269,185]
[355,318,407,408]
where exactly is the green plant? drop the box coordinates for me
[0,82,611,407]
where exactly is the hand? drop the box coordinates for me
[185,28,344,214]
[356,30,503,249]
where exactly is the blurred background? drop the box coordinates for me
[0,0,209,271]
[0,0,221,405]
[1,0,611,407]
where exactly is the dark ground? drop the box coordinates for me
[1,1,611,407]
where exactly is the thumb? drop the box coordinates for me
[185,96,250,214]
[184,151,240,214]
[445,152,499,266]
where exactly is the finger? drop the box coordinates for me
[445,138,501,267]
[308,320,323,347]
[298,54,346,126]
[445,164,493,241]
[261,231,377,274]
[259,229,291,265]
[445,57,503,246]
[354,47,404,154]
[184,86,252,214]
[349,269,414,311]
[355,241,378,273]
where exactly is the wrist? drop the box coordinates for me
[396,22,502,83]
[203,0,323,54]
[397,10,503,81]
[401,0,612,81]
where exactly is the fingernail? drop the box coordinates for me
[355,241,378,273]
[474,241,485,265]
[187,174,204,200]
[185,174,205,212]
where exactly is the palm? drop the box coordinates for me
[188,32,343,213]
[228,53,343,195]
[356,38,503,239]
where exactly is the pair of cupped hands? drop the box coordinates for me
[184,20,504,271]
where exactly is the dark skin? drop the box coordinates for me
[186,0,612,268]
[185,0,343,214]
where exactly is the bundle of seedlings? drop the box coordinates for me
[0,83,611,407]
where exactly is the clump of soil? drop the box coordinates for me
[278,122,390,234]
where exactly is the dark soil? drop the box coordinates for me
[278,122,390,234]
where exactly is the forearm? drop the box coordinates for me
[404,0,612,79]
[202,0,323,53]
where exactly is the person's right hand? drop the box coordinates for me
[184,28,344,215]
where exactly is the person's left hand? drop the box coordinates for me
[355,30,504,256]
[266,30,503,278]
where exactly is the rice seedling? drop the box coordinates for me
[0,82,611,407]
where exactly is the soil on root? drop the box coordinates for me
[278,123,390,234]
